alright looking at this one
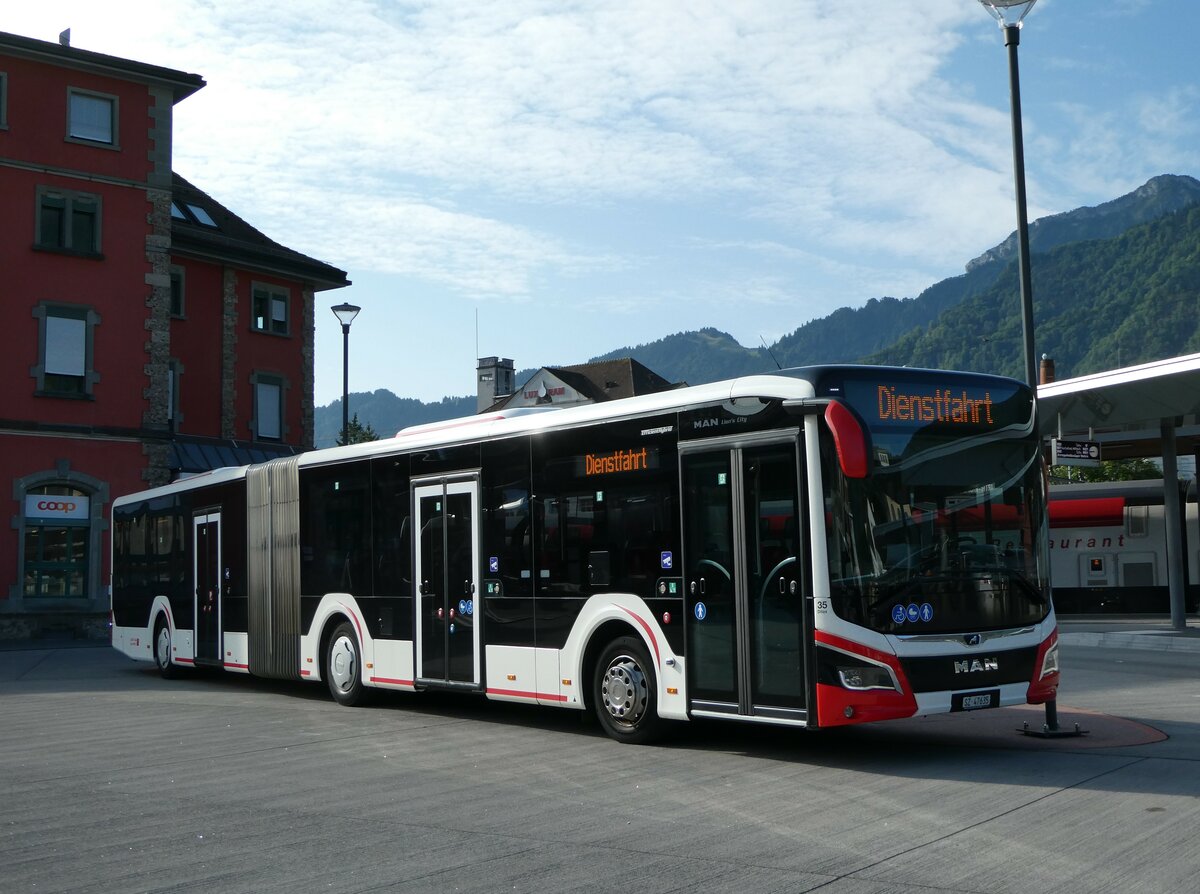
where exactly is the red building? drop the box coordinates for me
[0,31,349,639]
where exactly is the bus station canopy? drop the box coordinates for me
[1037,352,1200,460]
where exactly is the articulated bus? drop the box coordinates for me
[111,365,1059,743]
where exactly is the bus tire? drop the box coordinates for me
[154,615,179,679]
[592,635,665,744]
[326,621,369,707]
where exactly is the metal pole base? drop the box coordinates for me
[1018,699,1087,738]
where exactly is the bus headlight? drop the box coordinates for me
[838,665,898,691]
[1039,640,1060,679]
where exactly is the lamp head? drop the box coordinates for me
[331,303,361,328]
[978,0,1037,27]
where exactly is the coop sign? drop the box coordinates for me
[25,495,90,522]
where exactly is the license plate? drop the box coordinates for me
[952,689,999,712]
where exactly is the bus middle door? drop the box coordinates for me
[414,477,481,688]
[681,434,807,724]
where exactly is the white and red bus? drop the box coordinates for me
[1048,479,1200,614]
[111,365,1059,743]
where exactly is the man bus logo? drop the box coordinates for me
[964,633,982,646]
[37,500,78,512]
[954,658,998,674]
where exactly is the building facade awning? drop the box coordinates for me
[168,437,304,478]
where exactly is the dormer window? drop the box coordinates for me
[67,89,117,146]
[169,200,219,228]
[186,204,217,227]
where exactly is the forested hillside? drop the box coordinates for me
[866,203,1200,378]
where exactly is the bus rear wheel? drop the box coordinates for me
[592,635,665,744]
[326,621,369,706]
[154,616,179,679]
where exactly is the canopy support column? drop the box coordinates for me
[1161,419,1187,630]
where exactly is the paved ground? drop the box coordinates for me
[1,632,1197,893]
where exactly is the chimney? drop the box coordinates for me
[59,28,71,47]
[477,356,514,413]
[1039,354,1055,385]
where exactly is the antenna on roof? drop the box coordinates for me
[59,28,71,47]
[760,336,782,370]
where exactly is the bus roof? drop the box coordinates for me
[113,364,1028,505]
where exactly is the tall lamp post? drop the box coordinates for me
[979,0,1038,391]
[331,303,361,446]
[979,2,1082,739]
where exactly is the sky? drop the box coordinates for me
[5,1,1199,408]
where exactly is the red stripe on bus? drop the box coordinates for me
[337,602,365,644]
[619,605,661,664]
[300,669,312,676]
[369,676,415,686]
[487,687,568,702]
[176,657,194,665]
[224,662,249,669]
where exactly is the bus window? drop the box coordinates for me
[300,461,371,596]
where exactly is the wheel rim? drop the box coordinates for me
[329,635,358,694]
[600,653,648,729]
[156,626,171,670]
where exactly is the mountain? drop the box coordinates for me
[314,174,1200,446]
[965,173,1200,272]
[316,390,475,447]
[589,328,771,383]
[867,202,1200,376]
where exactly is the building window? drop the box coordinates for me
[36,187,101,256]
[31,302,100,398]
[167,359,183,430]
[67,88,117,145]
[186,203,217,227]
[250,372,288,441]
[252,284,290,335]
[22,485,91,598]
[170,266,185,317]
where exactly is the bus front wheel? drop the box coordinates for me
[592,635,665,744]
[326,621,369,706]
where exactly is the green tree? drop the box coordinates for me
[1049,458,1162,483]
[337,413,379,446]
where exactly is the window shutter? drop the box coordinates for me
[45,316,86,376]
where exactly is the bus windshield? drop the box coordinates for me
[819,373,1050,635]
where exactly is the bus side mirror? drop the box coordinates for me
[825,401,870,479]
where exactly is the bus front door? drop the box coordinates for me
[193,511,222,664]
[414,478,481,687]
[681,436,807,724]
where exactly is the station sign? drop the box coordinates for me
[1052,438,1101,467]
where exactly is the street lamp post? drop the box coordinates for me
[331,303,361,446]
[979,0,1038,391]
[979,1,1082,739]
